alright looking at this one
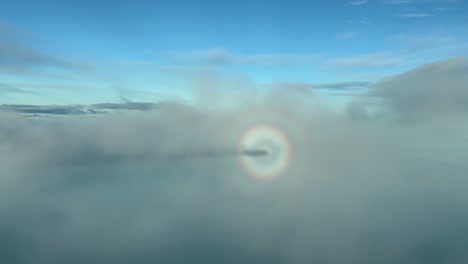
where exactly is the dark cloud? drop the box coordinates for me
[1,58,468,263]
[242,149,269,157]
[91,102,159,111]
[0,102,161,116]
[270,81,369,92]
[311,81,370,90]
[1,105,90,115]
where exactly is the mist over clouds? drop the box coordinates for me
[1,58,468,264]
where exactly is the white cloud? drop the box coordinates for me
[398,13,435,17]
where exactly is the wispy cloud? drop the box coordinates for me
[384,0,417,3]
[398,13,435,17]
[325,28,467,73]
[164,48,323,66]
[347,18,373,25]
[434,6,456,11]
[335,31,358,40]
[390,33,458,47]
[349,0,368,5]
[0,20,90,76]
[325,51,405,70]
[0,83,32,95]
[384,0,457,4]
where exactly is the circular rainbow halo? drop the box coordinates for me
[237,124,292,181]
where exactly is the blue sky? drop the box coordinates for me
[0,0,467,105]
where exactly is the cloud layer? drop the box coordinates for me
[371,57,468,120]
[1,58,468,264]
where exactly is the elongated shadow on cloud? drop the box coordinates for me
[56,146,269,166]
[1,58,468,264]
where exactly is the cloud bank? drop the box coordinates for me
[1,58,468,264]
[371,57,468,120]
